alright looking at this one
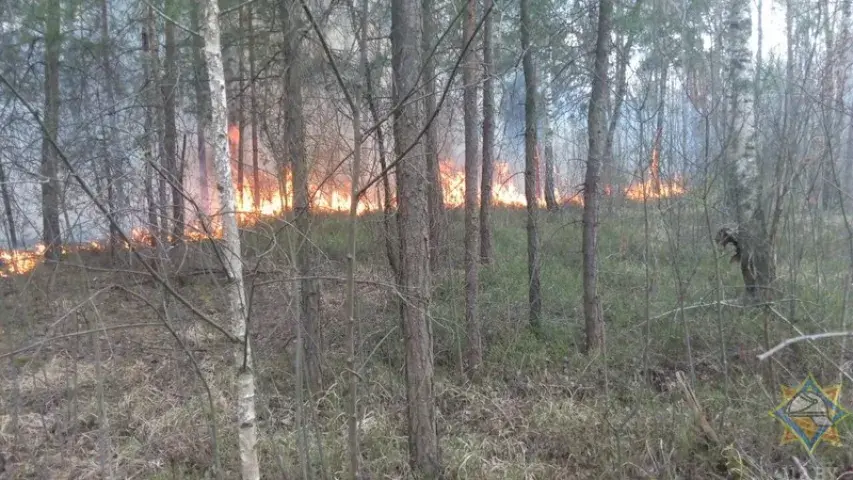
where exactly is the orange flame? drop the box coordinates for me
[623,141,686,201]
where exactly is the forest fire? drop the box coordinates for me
[0,127,686,278]
[623,146,686,201]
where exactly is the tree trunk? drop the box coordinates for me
[725,0,775,300]
[543,41,558,211]
[201,1,261,477]
[237,6,246,210]
[163,0,182,242]
[652,62,667,195]
[480,0,495,264]
[143,6,160,244]
[360,0,399,275]
[281,0,322,394]
[845,0,853,203]
[521,0,542,329]
[100,0,122,253]
[462,0,482,374]
[422,0,446,270]
[249,4,260,212]
[392,0,441,473]
[0,158,17,248]
[582,0,612,354]
[604,36,632,190]
[191,2,210,218]
[42,0,63,260]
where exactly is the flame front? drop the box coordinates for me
[0,126,686,277]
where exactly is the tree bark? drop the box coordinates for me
[0,158,17,248]
[163,0,182,242]
[543,41,558,211]
[201,0,261,477]
[479,0,495,264]
[604,36,632,190]
[360,0,399,275]
[249,4,260,212]
[521,0,542,329]
[143,6,160,245]
[845,0,853,201]
[392,0,441,472]
[582,0,612,353]
[462,0,482,374]
[42,0,63,260]
[100,0,122,253]
[652,62,668,195]
[237,6,246,210]
[281,0,322,394]
[192,1,210,218]
[725,0,775,300]
[422,0,446,270]
[142,5,165,245]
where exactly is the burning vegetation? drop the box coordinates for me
[0,126,685,278]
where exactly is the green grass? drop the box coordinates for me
[3,203,853,478]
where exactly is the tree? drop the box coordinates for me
[41,0,63,260]
[423,0,446,270]
[192,1,210,217]
[201,0,261,476]
[723,0,774,300]
[542,38,558,212]
[392,0,441,472]
[479,0,495,265]
[0,157,16,248]
[248,3,260,212]
[360,1,399,275]
[163,0,182,242]
[99,0,123,254]
[237,6,246,208]
[521,0,542,329]
[142,3,161,244]
[281,0,322,392]
[582,0,612,353]
[463,0,482,374]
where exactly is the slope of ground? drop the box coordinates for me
[1,204,852,479]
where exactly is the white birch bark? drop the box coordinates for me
[201,1,260,478]
[725,0,757,223]
[725,0,774,298]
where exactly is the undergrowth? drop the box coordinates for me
[1,203,852,479]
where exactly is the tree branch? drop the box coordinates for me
[0,72,240,344]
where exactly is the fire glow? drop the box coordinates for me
[0,127,685,277]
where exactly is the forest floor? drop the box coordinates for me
[2,202,853,479]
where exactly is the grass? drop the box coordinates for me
[2,201,853,479]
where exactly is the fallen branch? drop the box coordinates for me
[757,331,853,361]
[0,322,162,359]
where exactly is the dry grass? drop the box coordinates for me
[2,208,853,479]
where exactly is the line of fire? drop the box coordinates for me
[0,124,684,278]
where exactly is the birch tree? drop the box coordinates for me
[201,0,260,477]
[723,0,775,299]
